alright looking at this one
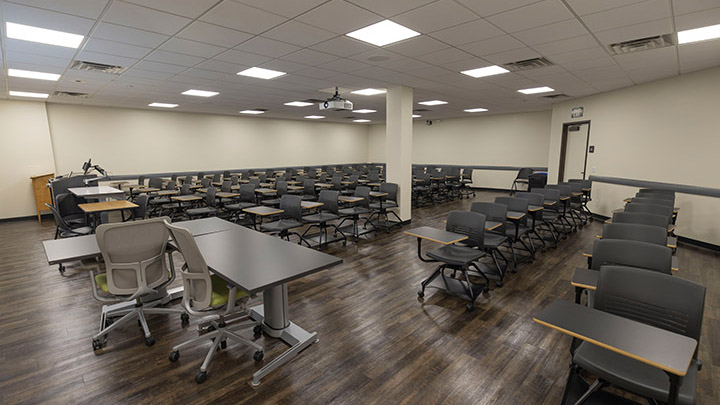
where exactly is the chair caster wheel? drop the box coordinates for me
[254,350,264,362]
[195,371,207,384]
[253,324,263,335]
[145,336,155,346]
[169,350,179,362]
[220,340,227,349]
[417,291,424,298]
[92,340,102,352]
[466,304,475,312]
[58,264,65,273]
[181,313,189,325]
[496,281,504,288]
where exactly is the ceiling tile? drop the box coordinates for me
[213,49,273,66]
[674,7,720,31]
[234,37,301,58]
[178,22,254,48]
[258,58,310,73]
[121,0,219,18]
[483,47,541,64]
[564,0,648,16]
[678,39,720,73]
[296,0,383,34]
[559,55,617,70]
[76,50,139,67]
[195,59,246,74]
[123,68,176,80]
[455,0,545,17]
[593,18,672,45]
[102,1,192,35]
[512,19,588,46]
[318,57,371,73]
[160,38,226,58]
[234,0,328,18]
[672,0,720,15]
[613,46,678,71]
[310,36,376,57]
[486,0,574,33]
[550,47,610,64]
[4,50,71,68]
[199,1,287,34]
[146,50,206,67]
[4,0,109,19]
[385,36,448,57]
[133,60,188,74]
[4,38,78,59]
[393,0,477,33]
[416,47,475,65]
[429,19,505,46]
[532,35,598,56]
[580,0,671,32]
[84,38,152,59]
[92,22,170,48]
[3,2,95,35]
[262,21,336,47]
[459,35,526,57]
[282,49,339,65]
[178,68,230,80]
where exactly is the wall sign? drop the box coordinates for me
[571,107,584,118]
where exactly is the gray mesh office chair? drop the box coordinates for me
[260,195,310,246]
[88,217,187,351]
[164,221,263,384]
[302,190,347,248]
[570,266,704,404]
[420,211,491,311]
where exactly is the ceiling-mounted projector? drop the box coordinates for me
[320,86,353,111]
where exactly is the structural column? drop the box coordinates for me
[385,86,413,222]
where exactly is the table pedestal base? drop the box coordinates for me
[249,283,318,386]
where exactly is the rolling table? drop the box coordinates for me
[534,300,696,405]
[188,227,342,386]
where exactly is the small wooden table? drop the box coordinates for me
[338,196,363,203]
[157,190,179,196]
[301,201,324,210]
[243,206,283,229]
[79,200,138,229]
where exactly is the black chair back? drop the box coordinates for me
[602,223,667,246]
[446,210,485,248]
[239,184,255,203]
[279,195,302,221]
[591,239,672,274]
[318,190,340,214]
[303,179,316,197]
[612,212,669,229]
[470,202,507,234]
[354,186,371,208]
[221,180,231,193]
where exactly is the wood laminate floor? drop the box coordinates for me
[0,191,718,404]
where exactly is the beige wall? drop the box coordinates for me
[369,110,552,188]
[0,100,56,220]
[548,66,720,244]
[47,104,369,176]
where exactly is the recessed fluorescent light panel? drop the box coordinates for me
[461,65,509,78]
[182,89,219,97]
[678,23,720,44]
[237,67,286,80]
[353,109,376,114]
[518,86,554,95]
[285,101,314,107]
[418,100,448,106]
[305,115,325,119]
[8,68,60,81]
[353,119,371,123]
[9,90,49,99]
[239,110,265,115]
[412,114,422,118]
[351,88,386,96]
[148,102,178,108]
[6,22,84,48]
[464,108,488,113]
[346,20,420,47]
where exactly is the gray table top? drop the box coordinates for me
[42,218,240,265]
[191,227,342,294]
[533,299,696,376]
[404,226,468,245]
[68,186,125,199]
[571,267,598,290]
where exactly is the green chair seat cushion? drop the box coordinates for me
[210,274,247,307]
[95,273,109,293]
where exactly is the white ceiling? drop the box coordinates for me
[1,0,719,123]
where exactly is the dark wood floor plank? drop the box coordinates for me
[0,191,718,404]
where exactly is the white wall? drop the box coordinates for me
[46,104,369,176]
[0,100,56,220]
[369,110,552,188]
[548,66,720,245]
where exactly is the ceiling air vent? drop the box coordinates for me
[608,34,674,55]
[541,93,569,100]
[53,91,90,98]
[70,60,127,75]
[413,108,431,112]
[503,57,554,72]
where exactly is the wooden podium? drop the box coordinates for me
[30,173,54,223]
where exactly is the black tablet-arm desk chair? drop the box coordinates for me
[164,221,263,384]
[88,217,187,351]
[260,195,310,247]
[569,266,704,405]
[470,202,514,286]
[302,190,347,249]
